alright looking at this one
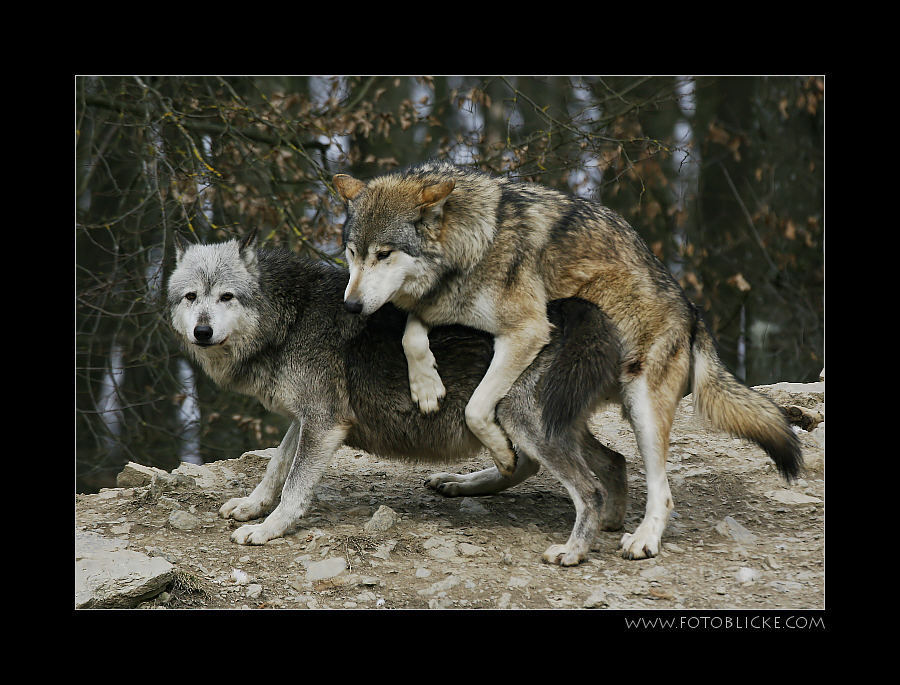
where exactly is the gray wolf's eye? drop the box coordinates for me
[376,250,393,261]
[185,292,197,301]
[220,293,234,302]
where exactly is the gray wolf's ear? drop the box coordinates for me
[417,180,455,211]
[333,174,366,202]
[173,232,189,264]
[239,228,259,272]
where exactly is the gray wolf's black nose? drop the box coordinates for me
[194,325,214,341]
[344,299,363,314]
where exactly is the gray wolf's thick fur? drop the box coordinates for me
[334,159,802,560]
[167,232,627,566]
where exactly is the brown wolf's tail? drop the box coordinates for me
[691,319,803,482]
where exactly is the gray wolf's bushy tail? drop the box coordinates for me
[691,320,803,482]
[540,299,621,442]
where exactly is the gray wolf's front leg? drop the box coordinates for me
[231,418,349,545]
[403,313,445,414]
[219,421,300,521]
[465,322,551,477]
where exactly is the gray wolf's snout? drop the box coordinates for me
[344,298,363,314]
[194,324,214,342]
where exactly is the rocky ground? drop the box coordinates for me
[75,381,824,611]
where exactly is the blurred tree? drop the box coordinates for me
[75,75,823,492]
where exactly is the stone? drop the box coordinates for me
[364,505,399,533]
[172,462,219,489]
[583,589,609,608]
[765,490,822,505]
[418,575,460,596]
[76,530,174,609]
[245,584,263,599]
[305,557,347,581]
[459,498,488,514]
[116,462,167,488]
[168,510,201,531]
[457,542,485,557]
[714,516,758,544]
[735,567,760,584]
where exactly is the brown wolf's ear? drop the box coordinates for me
[333,174,366,202]
[417,180,455,209]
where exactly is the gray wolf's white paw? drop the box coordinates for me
[618,526,661,560]
[424,472,465,496]
[219,496,270,521]
[409,363,445,414]
[231,521,283,545]
[542,543,589,567]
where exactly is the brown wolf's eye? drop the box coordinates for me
[185,292,197,301]
[221,293,234,302]
[376,250,393,261]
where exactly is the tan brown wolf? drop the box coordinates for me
[334,159,802,559]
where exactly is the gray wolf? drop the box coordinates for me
[167,230,628,566]
[334,159,802,560]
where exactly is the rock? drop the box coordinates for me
[364,505,399,533]
[168,510,201,531]
[306,557,347,581]
[459,498,488,514]
[415,567,432,578]
[714,516,758,544]
[583,589,609,608]
[457,542,485,557]
[230,568,251,585]
[766,580,803,593]
[75,530,174,608]
[417,575,461,596]
[639,564,667,580]
[765,490,822,505]
[735,567,760,584]
[372,540,397,560]
[245,584,263,599]
[172,462,219,489]
[116,462,167,488]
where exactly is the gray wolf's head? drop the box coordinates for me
[333,172,455,315]
[167,230,262,357]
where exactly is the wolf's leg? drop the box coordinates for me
[617,369,683,560]
[219,421,300,521]
[232,419,348,545]
[465,324,551,477]
[403,314,446,414]
[424,452,540,496]
[580,428,628,531]
[534,442,605,567]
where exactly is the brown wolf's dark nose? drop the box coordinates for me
[344,298,363,314]
[194,325,214,341]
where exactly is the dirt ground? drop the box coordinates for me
[74,386,824,611]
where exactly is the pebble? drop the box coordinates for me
[167,510,201,531]
[714,516,758,544]
[245,584,263,599]
[735,567,760,584]
[583,589,609,608]
[305,557,347,581]
[364,505,399,533]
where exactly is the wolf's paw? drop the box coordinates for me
[542,543,589,567]
[219,496,270,522]
[618,526,661,560]
[231,521,284,545]
[409,362,446,414]
[424,472,465,497]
